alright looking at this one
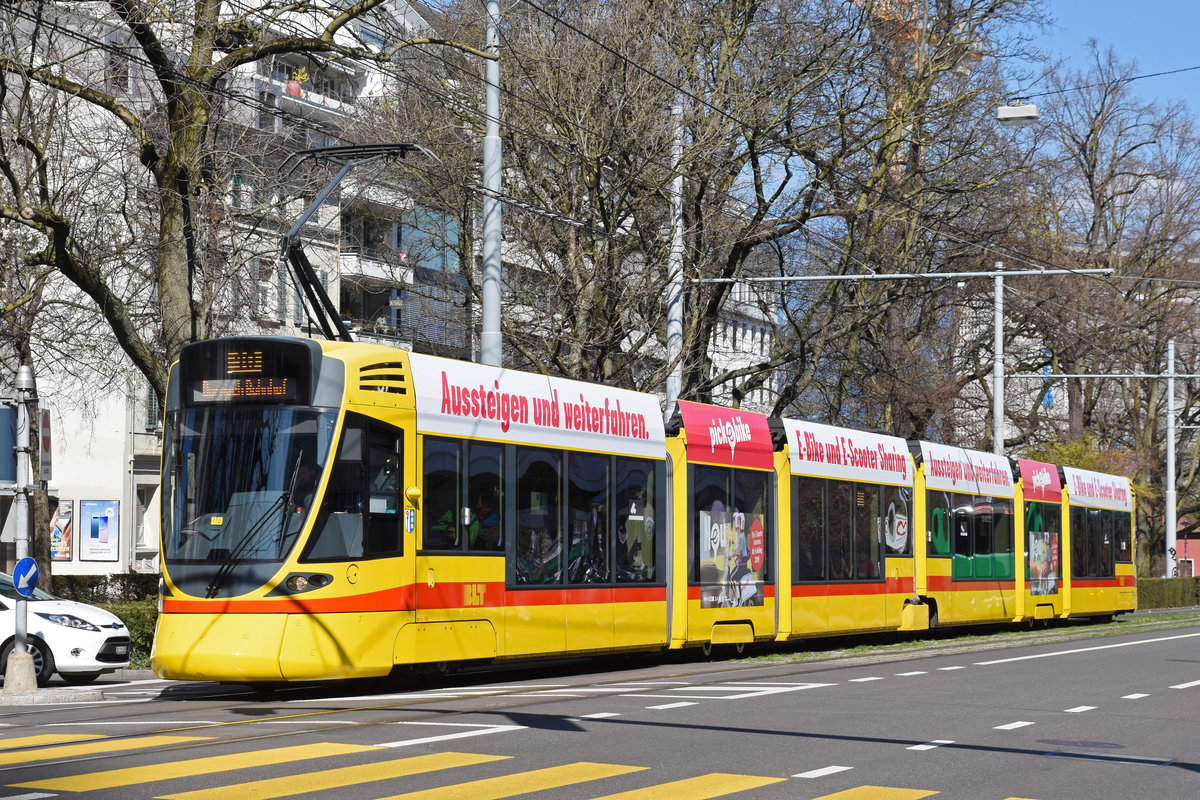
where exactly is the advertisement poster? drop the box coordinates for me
[50,499,73,561]
[698,501,764,608]
[79,500,120,562]
[1028,528,1060,596]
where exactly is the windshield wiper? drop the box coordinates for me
[204,454,305,598]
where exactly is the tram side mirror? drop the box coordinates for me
[405,485,422,507]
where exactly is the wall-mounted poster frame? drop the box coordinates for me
[79,500,120,562]
[50,499,73,561]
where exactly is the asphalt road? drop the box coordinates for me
[2,612,1198,799]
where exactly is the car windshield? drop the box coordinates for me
[0,572,56,601]
[162,405,337,565]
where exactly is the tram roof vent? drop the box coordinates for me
[357,361,409,395]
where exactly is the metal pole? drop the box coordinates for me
[665,104,684,421]
[993,262,1004,455]
[480,0,503,366]
[1166,339,1177,577]
[12,367,33,669]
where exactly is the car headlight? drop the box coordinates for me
[34,612,100,632]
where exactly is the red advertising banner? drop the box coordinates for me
[677,400,774,470]
[1019,459,1062,504]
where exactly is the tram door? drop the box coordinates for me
[413,436,505,663]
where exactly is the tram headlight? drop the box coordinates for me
[281,572,332,593]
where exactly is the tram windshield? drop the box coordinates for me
[163,405,337,565]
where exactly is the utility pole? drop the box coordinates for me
[480,0,503,366]
[665,104,684,420]
[3,365,38,693]
[994,262,1004,455]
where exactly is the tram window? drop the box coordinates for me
[617,457,656,582]
[992,499,1015,579]
[734,470,770,582]
[1090,509,1113,577]
[827,480,853,580]
[794,477,826,581]
[693,465,727,584]
[952,494,974,579]
[302,413,402,561]
[927,491,952,556]
[467,443,503,551]
[974,499,994,579]
[515,448,561,584]
[364,427,402,556]
[1114,511,1132,562]
[882,483,910,556]
[568,452,610,584]
[423,438,460,549]
[1070,506,1088,578]
[854,484,880,580]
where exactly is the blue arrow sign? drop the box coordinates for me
[13,557,38,598]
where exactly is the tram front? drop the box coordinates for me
[152,337,360,682]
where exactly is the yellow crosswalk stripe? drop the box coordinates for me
[375,761,647,800]
[0,734,105,750]
[810,788,938,800]
[12,742,378,792]
[0,735,211,767]
[589,772,786,799]
[158,751,510,800]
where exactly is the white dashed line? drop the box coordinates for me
[1123,693,1150,699]
[994,721,1035,730]
[578,712,621,719]
[896,671,927,676]
[1169,679,1200,689]
[647,702,697,710]
[849,677,884,683]
[376,722,526,748]
[937,666,966,671]
[793,765,854,778]
[1064,705,1096,713]
[908,739,954,751]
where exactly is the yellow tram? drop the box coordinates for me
[151,337,1135,682]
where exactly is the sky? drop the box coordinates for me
[1033,1,1200,114]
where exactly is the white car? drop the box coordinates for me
[1,571,131,687]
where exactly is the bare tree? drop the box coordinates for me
[0,1,490,401]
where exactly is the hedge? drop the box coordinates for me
[1136,577,1200,610]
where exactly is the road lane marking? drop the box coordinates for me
[936,666,965,671]
[588,772,785,799]
[907,740,954,751]
[577,713,621,719]
[0,734,104,750]
[1123,693,1150,699]
[376,722,525,748]
[896,671,927,676]
[0,736,211,767]
[374,761,646,800]
[975,631,1200,665]
[1064,706,1096,713]
[849,677,883,683]
[806,786,937,799]
[158,751,507,800]
[625,682,832,701]
[793,765,854,778]
[12,742,375,792]
[647,702,696,710]
[994,721,1035,730]
[1169,679,1200,689]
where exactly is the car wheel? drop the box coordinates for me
[1,638,56,687]
[60,672,101,685]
